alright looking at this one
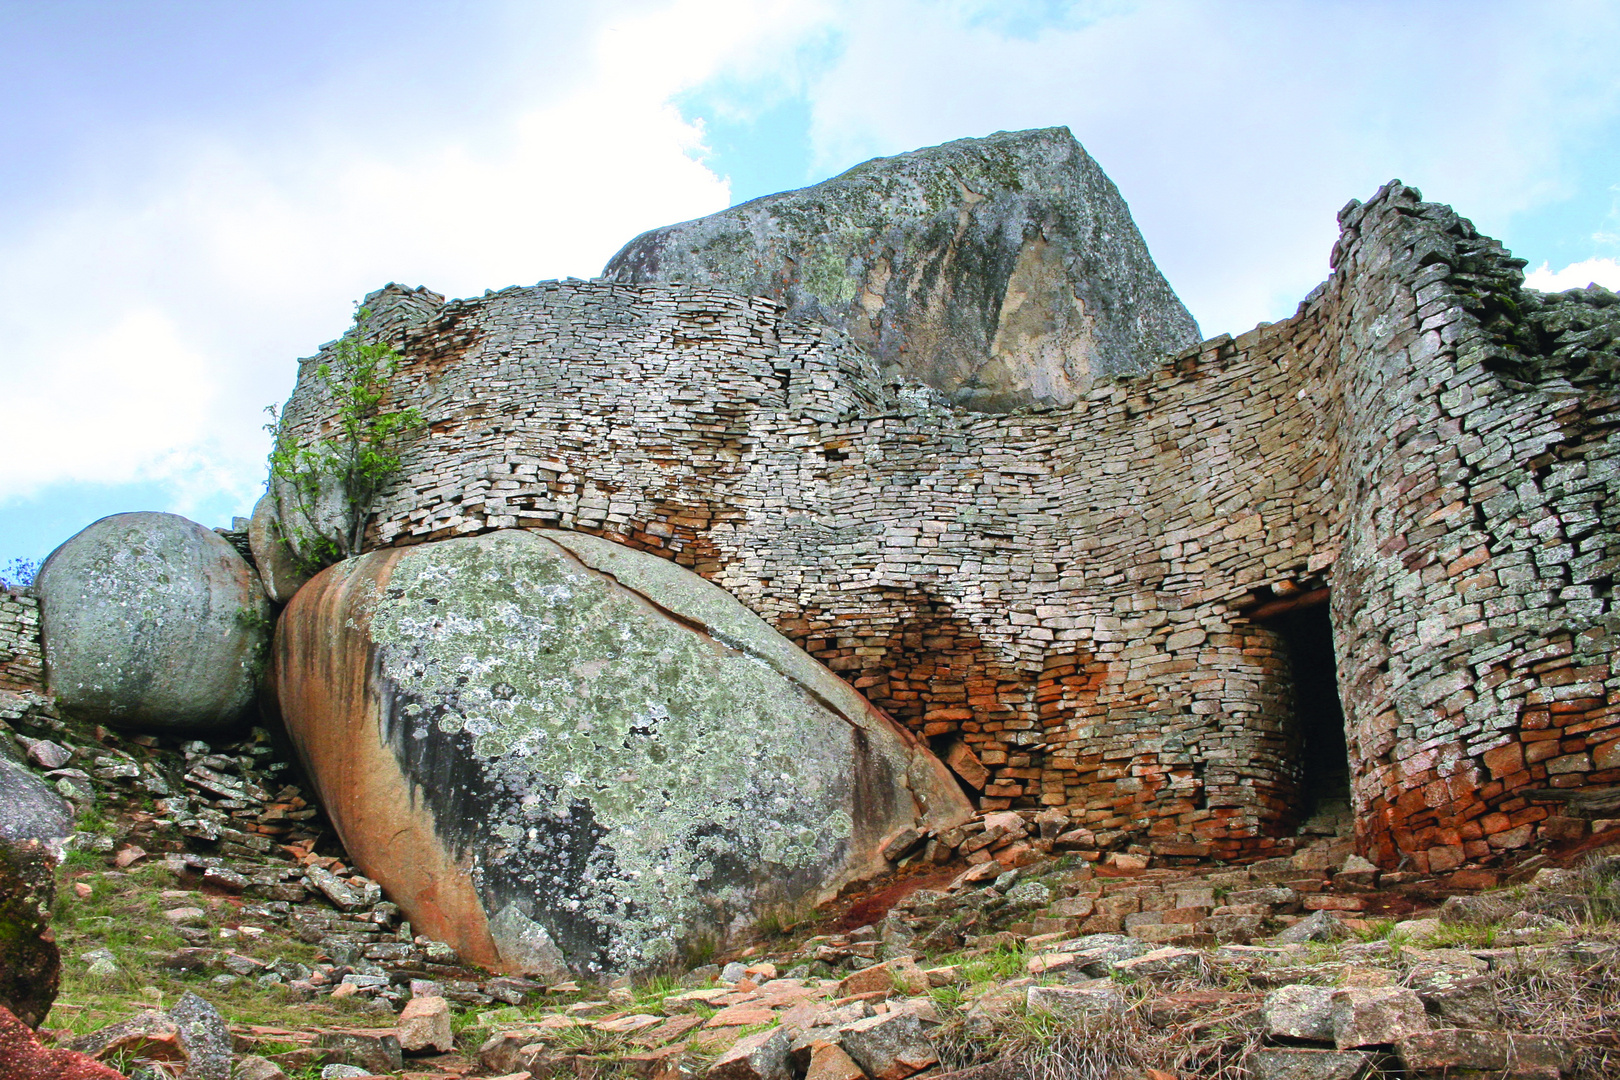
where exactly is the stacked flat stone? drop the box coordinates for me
[0,590,43,695]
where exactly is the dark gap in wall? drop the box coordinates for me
[1271,600,1351,819]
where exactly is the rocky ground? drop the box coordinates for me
[5,698,1620,1080]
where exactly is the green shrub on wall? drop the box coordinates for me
[264,308,425,571]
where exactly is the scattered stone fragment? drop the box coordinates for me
[1111,946,1204,979]
[837,1011,939,1080]
[1263,985,1336,1043]
[838,957,927,996]
[396,995,453,1054]
[804,1043,866,1080]
[168,992,233,1080]
[234,1055,288,1080]
[707,1027,792,1080]
[1274,910,1347,945]
[1396,1029,1569,1075]
[316,1030,403,1075]
[1246,1047,1375,1080]
[1025,983,1126,1018]
[1330,987,1428,1049]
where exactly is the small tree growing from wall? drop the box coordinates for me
[264,309,425,570]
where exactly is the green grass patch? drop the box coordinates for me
[47,863,387,1034]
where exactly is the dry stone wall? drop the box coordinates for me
[0,590,44,696]
[1327,186,1620,872]
[272,182,1620,870]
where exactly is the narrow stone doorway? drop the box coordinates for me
[1270,599,1351,823]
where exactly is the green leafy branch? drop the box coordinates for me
[264,309,425,570]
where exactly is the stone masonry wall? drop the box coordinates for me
[272,182,1620,869]
[1327,186,1620,872]
[0,588,45,695]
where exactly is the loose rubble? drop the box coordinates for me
[6,690,1620,1079]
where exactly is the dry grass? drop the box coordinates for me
[931,983,1271,1080]
[1491,944,1620,1080]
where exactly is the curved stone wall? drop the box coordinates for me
[269,182,1620,870]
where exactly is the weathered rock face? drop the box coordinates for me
[0,839,60,1029]
[270,530,972,975]
[602,126,1199,410]
[0,758,72,857]
[248,493,311,605]
[36,512,271,730]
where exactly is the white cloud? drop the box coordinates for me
[1524,258,1620,293]
[778,0,1620,337]
[0,0,820,508]
[4,0,1618,523]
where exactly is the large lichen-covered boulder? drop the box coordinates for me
[37,512,271,730]
[270,529,972,976]
[603,126,1199,411]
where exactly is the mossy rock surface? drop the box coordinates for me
[37,512,271,731]
[271,529,971,976]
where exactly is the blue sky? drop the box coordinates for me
[2,0,1618,575]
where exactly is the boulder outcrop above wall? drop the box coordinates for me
[269,529,972,976]
[36,512,271,731]
[602,127,1200,411]
[248,493,312,605]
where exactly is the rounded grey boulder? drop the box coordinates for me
[37,512,271,730]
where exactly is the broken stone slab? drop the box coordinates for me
[1025,983,1126,1018]
[1262,985,1336,1043]
[235,1055,289,1080]
[880,827,925,862]
[1409,973,1500,1030]
[1391,917,1442,942]
[620,1047,688,1080]
[1330,987,1428,1049]
[396,994,454,1054]
[707,1026,793,1080]
[1040,932,1151,978]
[305,865,363,911]
[837,1012,939,1080]
[65,1009,185,1062]
[804,1042,866,1080]
[1274,910,1348,945]
[837,956,928,996]
[1246,1047,1375,1080]
[315,1029,404,1075]
[1397,1028,1570,1075]
[478,1031,545,1074]
[1110,946,1205,980]
[21,739,72,770]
